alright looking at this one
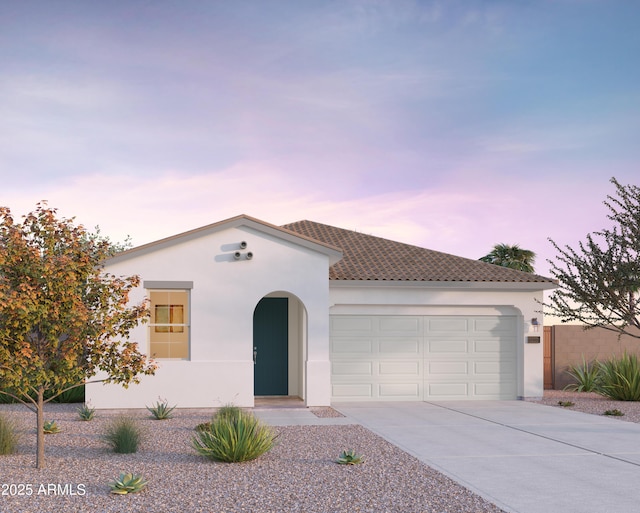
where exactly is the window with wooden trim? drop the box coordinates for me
[148,290,189,359]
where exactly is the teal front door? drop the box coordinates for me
[253,297,288,395]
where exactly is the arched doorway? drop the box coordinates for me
[253,293,307,398]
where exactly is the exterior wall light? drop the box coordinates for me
[531,318,539,332]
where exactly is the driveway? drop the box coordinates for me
[334,401,640,513]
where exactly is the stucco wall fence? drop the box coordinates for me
[548,325,640,390]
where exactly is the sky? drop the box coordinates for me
[1,0,638,277]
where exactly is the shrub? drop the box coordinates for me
[0,414,18,455]
[564,357,601,392]
[191,409,277,462]
[146,398,176,420]
[102,417,142,454]
[603,409,624,416]
[215,404,242,422]
[598,352,640,401]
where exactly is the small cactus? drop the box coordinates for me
[603,409,624,417]
[43,420,60,434]
[109,472,148,494]
[336,449,364,465]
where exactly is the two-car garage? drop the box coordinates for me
[330,314,518,401]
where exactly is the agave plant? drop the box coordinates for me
[77,402,96,421]
[336,449,364,465]
[43,420,60,434]
[146,398,176,420]
[109,472,148,494]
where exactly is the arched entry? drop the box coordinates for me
[253,293,307,398]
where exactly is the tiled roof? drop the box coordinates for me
[282,220,555,283]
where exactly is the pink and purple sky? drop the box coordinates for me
[1,0,638,277]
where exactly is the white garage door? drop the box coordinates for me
[330,315,517,401]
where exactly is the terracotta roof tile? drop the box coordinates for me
[282,220,555,283]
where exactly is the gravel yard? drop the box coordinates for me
[0,403,504,513]
[2,392,637,513]
[528,389,640,423]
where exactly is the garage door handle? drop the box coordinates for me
[253,346,257,365]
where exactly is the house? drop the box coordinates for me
[86,215,557,408]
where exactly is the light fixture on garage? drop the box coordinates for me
[531,318,539,332]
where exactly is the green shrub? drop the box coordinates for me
[195,422,212,432]
[49,385,85,404]
[191,410,277,462]
[102,417,142,454]
[564,356,601,392]
[0,414,18,455]
[215,404,242,422]
[598,352,640,401]
[146,398,176,420]
[603,409,624,416]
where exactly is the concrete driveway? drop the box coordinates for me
[333,401,640,513]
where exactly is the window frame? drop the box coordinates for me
[144,281,193,361]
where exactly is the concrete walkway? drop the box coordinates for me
[333,401,640,513]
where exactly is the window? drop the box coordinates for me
[149,290,189,359]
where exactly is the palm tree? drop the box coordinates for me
[479,243,536,273]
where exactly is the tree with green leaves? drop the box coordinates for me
[545,178,640,339]
[479,243,536,273]
[0,203,156,468]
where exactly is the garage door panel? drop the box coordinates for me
[429,361,468,375]
[332,361,372,375]
[427,318,469,332]
[331,316,374,334]
[378,316,421,335]
[331,338,373,354]
[428,339,468,353]
[474,338,515,354]
[474,382,515,398]
[474,361,515,375]
[379,361,421,376]
[379,338,421,355]
[472,338,515,356]
[428,382,468,398]
[379,383,421,398]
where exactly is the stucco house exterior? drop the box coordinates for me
[86,215,557,408]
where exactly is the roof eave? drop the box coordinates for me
[329,279,558,291]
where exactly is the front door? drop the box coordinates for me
[253,297,288,395]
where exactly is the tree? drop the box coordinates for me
[479,243,537,273]
[545,178,640,339]
[0,203,156,468]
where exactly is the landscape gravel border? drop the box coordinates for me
[0,403,504,513]
[2,391,636,513]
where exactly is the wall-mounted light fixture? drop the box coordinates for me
[234,251,242,260]
[531,318,539,332]
[246,252,254,260]
[240,241,247,249]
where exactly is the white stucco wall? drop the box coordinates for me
[329,282,548,399]
[86,223,334,408]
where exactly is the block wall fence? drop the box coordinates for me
[546,325,640,390]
